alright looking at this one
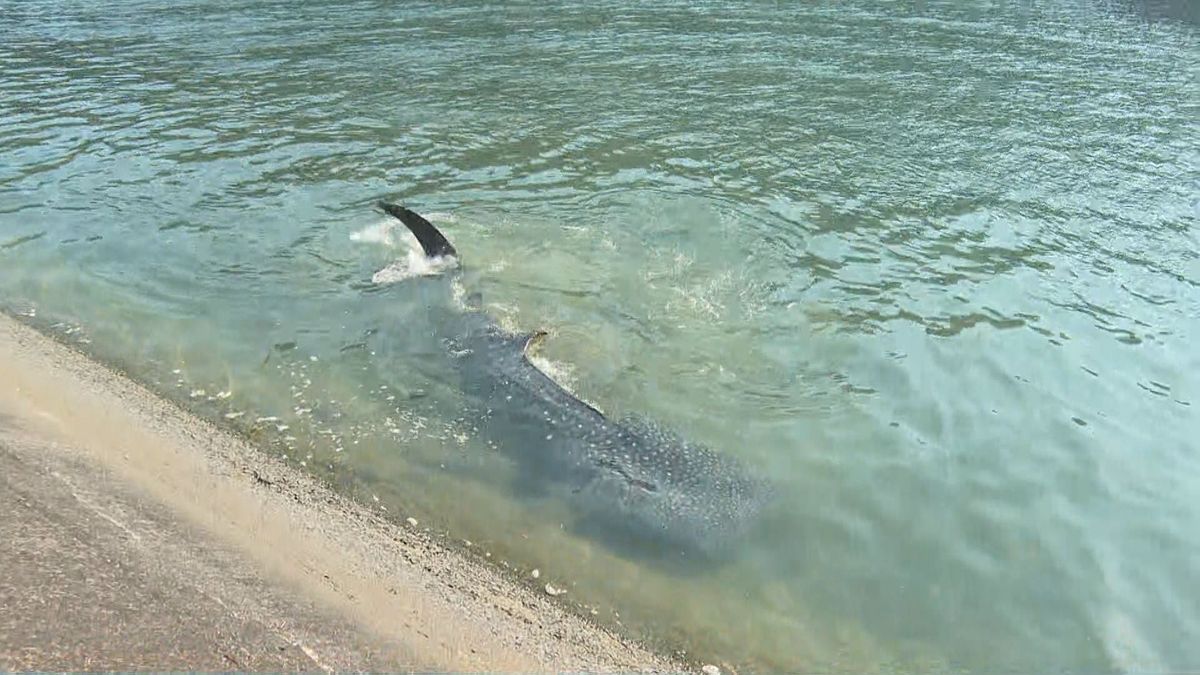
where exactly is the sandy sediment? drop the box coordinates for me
[0,312,682,672]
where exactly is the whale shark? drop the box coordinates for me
[376,202,769,560]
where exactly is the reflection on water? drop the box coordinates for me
[2,0,1198,671]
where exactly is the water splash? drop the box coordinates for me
[352,217,460,283]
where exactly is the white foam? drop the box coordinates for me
[350,219,399,247]
[450,277,470,310]
[355,215,460,284]
[371,249,459,284]
[527,352,580,394]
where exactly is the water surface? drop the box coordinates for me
[2,1,1198,671]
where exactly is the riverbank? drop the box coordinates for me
[0,312,680,672]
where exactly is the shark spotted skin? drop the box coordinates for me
[379,202,769,559]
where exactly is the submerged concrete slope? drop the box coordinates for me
[0,313,681,672]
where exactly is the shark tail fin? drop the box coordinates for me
[378,202,458,258]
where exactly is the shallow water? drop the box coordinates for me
[2,0,1198,671]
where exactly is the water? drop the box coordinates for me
[2,0,1197,671]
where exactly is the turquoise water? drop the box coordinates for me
[2,1,1198,671]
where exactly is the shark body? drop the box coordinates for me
[378,202,769,559]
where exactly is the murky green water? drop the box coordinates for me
[2,0,1198,671]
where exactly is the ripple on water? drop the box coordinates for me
[1,0,1198,671]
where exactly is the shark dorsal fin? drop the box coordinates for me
[515,329,607,419]
[378,202,457,258]
[522,329,549,355]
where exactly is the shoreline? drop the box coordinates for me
[0,311,684,672]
